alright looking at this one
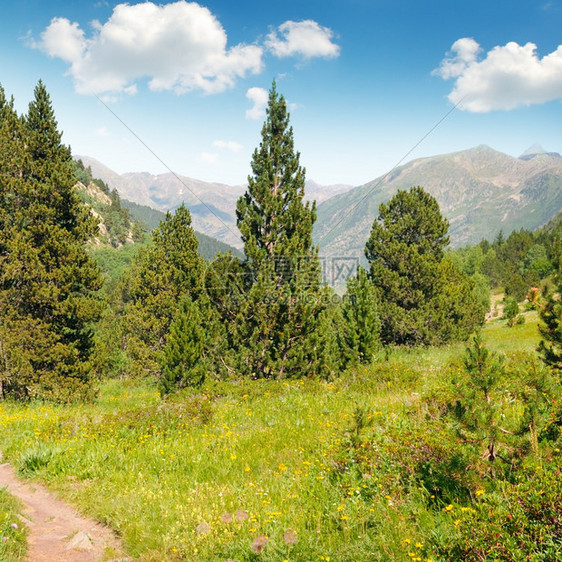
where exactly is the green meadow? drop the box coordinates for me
[1,309,560,561]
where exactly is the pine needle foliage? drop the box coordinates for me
[450,335,507,462]
[341,266,381,365]
[366,186,483,346]
[159,296,207,395]
[538,244,562,370]
[235,82,335,379]
[119,204,205,378]
[0,82,102,401]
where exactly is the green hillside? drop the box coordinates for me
[75,159,242,266]
[121,198,243,261]
[1,315,560,561]
[74,159,144,248]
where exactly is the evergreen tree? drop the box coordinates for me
[306,299,348,376]
[503,296,519,324]
[429,257,486,343]
[235,82,331,378]
[538,248,562,370]
[504,272,529,302]
[0,87,24,252]
[120,204,205,377]
[365,187,448,345]
[471,271,492,313]
[160,296,207,395]
[0,81,102,401]
[341,267,381,364]
[365,186,482,345]
[202,252,249,377]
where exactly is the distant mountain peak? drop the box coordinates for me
[519,144,560,161]
[462,144,500,155]
[520,143,547,157]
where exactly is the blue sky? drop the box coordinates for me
[2,0,562,186]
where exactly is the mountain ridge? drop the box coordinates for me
[314,144,562,259]
[75,155,353,249]
[76,145,562,259]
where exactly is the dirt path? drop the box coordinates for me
[0,463,126,561]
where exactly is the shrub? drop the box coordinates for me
[503,296,519,323]
[435,462,562,560]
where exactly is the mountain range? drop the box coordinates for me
[315,144,562,260]
[76,144,562,258]
[76,155,352,249]
[75,172,242,261]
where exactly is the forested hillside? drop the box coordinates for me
[74,158,243,261]
[74,158,144,247]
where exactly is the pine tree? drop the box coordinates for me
[25,80,95,237]
[428,256,486,342]
[0,87,22,253]
[0,81,103,401]
[365,186,482,345]
[538,246,562,370]
[160,296,207,395]
[341,267,381,364]
[202,252,249,377]
[235,81,330,378]
[450,335,507,462]
[120,204,205,377]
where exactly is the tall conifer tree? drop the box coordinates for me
[0,81,102,401]
[235,82,330,378]
[365,186,482,345]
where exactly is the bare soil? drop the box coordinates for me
[0,462,125,561]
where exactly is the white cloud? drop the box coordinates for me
[96,126,110,137]
[266,20,340,60]
[213,140,243,152]
[435,38,562,112]
[246,87,268,119]
[433,38,481,80]
[34,17,85,63]
[34,1,263,96]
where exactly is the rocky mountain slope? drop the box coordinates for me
[75,155,352,249]
[76,155,244,249]
[314,145,562,259]
[77,145,562,259]
[75,179,142,248]
[74,161,242,261]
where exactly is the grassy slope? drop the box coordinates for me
[0,311,557,561]
[0,488,27,561]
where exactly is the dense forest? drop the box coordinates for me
[0,81,561,561]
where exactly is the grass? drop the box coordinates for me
[482,309,541,354]
[0,314,559,561]
[0,488,27,561]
